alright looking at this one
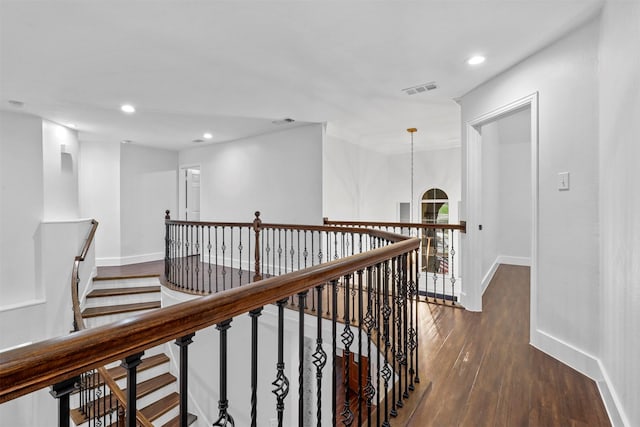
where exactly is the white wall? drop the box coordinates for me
[598,2,640,426]
[323,134,461,223]
[0,111,43,306]
[480,108,531,282]
[42,121,79,220]
[323,135,392,220]
[461,16,600,376]
[387,148,461,224]
[180,124,323,225]
[79,141,121,262]
[120,144,178,262]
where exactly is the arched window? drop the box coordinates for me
[421,188,449,224]
[421,188,449,273]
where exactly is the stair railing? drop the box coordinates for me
[70,219,153,427]
[2,213,421,427]
[324,217,467,306]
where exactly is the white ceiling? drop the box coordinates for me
[0,0,602,153]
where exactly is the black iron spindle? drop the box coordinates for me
[340,274,354,426]
[175,333,195,427]
[121,352,143,427]
[50,376,79,427]
[213,319,234,426]
[249,307,263,427]
[313,284,327,427]
[298,291,308,426]
[272,299,290,427]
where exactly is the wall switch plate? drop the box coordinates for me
[558,172,570,191]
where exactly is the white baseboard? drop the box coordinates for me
[481,255,532,295]
[496,255,531,266]
[596,361,629,427]
[481,259,500,295]
[530,329,627,426]
[96,252,164,267]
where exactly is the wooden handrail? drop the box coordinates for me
[1,236,418,403]
[68,219,153,427]
[323,217,467,232]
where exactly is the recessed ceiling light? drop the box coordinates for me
[120,104,136,113]
[467,55,486,66]
[203,132,213,139]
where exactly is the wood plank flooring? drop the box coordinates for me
[403,265,610,427]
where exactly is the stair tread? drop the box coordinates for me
[106,353,169,380]
[94,273,160,281]
[162,412,198,427]
[82,301,161,318]
[75,353,170,392]
[140,392,179,421]
[87,286,161,298]
[123,372,176,398]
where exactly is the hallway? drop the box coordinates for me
[406,265,609,426]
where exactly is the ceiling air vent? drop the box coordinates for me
[402,82,437,95]
[192,139,204,143]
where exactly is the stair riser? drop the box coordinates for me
[85,309,160,328]
[153,405,179,426]
[92,277,161,289]
[136,383,177,417]
[85,293,160,309]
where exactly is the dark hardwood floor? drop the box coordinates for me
[404,265,610,427]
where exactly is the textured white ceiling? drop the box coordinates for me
[0,0,602,152]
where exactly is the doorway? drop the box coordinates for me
[179,166,200,221]
[462,93,538,322]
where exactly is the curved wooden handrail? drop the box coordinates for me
[1,236,418,403]
[69,219,153,427]
[323,217,467,232]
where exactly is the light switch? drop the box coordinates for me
[558,172,570,191]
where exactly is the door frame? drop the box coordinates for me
[462,92,538,337]
[178,164,201,221]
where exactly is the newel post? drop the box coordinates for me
[253,211,262,282]
[165,210,171,280]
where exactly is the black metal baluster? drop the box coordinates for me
[313,284,327,427]
[450,229,456,305]
[414,247,421,385]
[207,226,212,293]
[196,225,201,292]
[298,291,308,426]
[213,319,234,426]
[238,227,243,285]
[408,250,417,392]
[364,266,376,426]
[50,376,79,427]
[357,269,364,426]
[341,274,354,426]
[230,226,234,288]
[272,299,290,427]
[215,226,219,293]
[402,253,410,400]
[375,263,382,427]
[390,257,398,418]
[395,256,405,409]
[331,279,339,426]
[121,352,143,427]
[222,227,227,291]
[250,307,263,427]
[175,333,195,427]
[381,261,392,427]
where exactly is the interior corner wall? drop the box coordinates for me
[323,135,393,221]
[387,148,461,223]
[480,121,500,276]
[598,2,640,426]
[78,140,121,262]
[0,110,43,306]
[179,124,323,225]
[42,121,79,220]
[461,16,600,374]
[120,144,178,262]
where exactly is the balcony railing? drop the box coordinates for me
[1,211,424,427]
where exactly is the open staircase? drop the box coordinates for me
[72,272,196,427]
